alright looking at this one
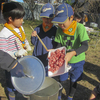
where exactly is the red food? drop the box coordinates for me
[48,48,65,73]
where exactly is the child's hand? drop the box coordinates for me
[65,51,76,65]
[31,31,37,37]
[14,49,27,57]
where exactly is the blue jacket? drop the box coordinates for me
[31,24,57,67]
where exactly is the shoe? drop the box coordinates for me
[8,92,15,100]
[58,96,61,100]
[67,96,73,100]
[8,95,15,100]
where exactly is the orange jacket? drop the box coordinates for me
[84,15,88,22]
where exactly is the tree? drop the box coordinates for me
[87,0,100,21]
[64,0,100,22]
[23,0,38,20]
[65,0,88,12]
[23,0,100,22]
[58,0,88,12]
[64,0,74,5]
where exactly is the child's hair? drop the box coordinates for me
[2,2,25,22]
[74,12,84,19]
[73,11,84,23]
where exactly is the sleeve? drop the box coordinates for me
[75,40,88,55]
[0,36,16,58]
[31,27,38,45]
[53,42,62,49]
[54,27,62,43]
[78,24,90,42]
[0,50,18,71]
[31,36,37,45]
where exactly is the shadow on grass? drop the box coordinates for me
[61,61,100,100]
[84,61,100,84]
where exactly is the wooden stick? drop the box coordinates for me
[30,26,48,51]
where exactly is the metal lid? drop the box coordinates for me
[11,56,45,95]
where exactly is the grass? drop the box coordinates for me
[22,20,42,55]
[0,20,100,100]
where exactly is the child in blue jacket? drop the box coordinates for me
[31,3,57,76]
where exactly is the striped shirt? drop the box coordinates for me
[0,26,29,56]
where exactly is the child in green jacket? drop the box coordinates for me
[52,3,89,100]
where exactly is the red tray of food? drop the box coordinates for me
[48,47,67,77]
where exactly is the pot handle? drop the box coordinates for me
[22,94,30,100]
[58,82,63,91]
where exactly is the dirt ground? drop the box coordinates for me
[0,38,100,100]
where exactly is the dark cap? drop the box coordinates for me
[52,3,73,23]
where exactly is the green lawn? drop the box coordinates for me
[23,20,43,55]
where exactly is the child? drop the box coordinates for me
[83,14,88,25]
[73,12,84,23]
[31,3,57,76]
[52,3,90,100]
[31,3,63,100]
[0,2,31,100]
[89,84,100,100]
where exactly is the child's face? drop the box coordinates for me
[74,18,82,23]
[8,17,23,28]
[42,17,53,25]
[58,16,73,30]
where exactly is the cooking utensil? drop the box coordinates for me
[30,26,48,51]
[23,77,63,100]
[48,46,67,77]
[25,74,34,79]
[11,56,45,95]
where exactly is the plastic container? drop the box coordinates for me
[48,46,70,77]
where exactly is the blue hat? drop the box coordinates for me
[52,3,73,23]
[40,3,55,18]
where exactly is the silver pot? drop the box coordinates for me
[23,77,63,100]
